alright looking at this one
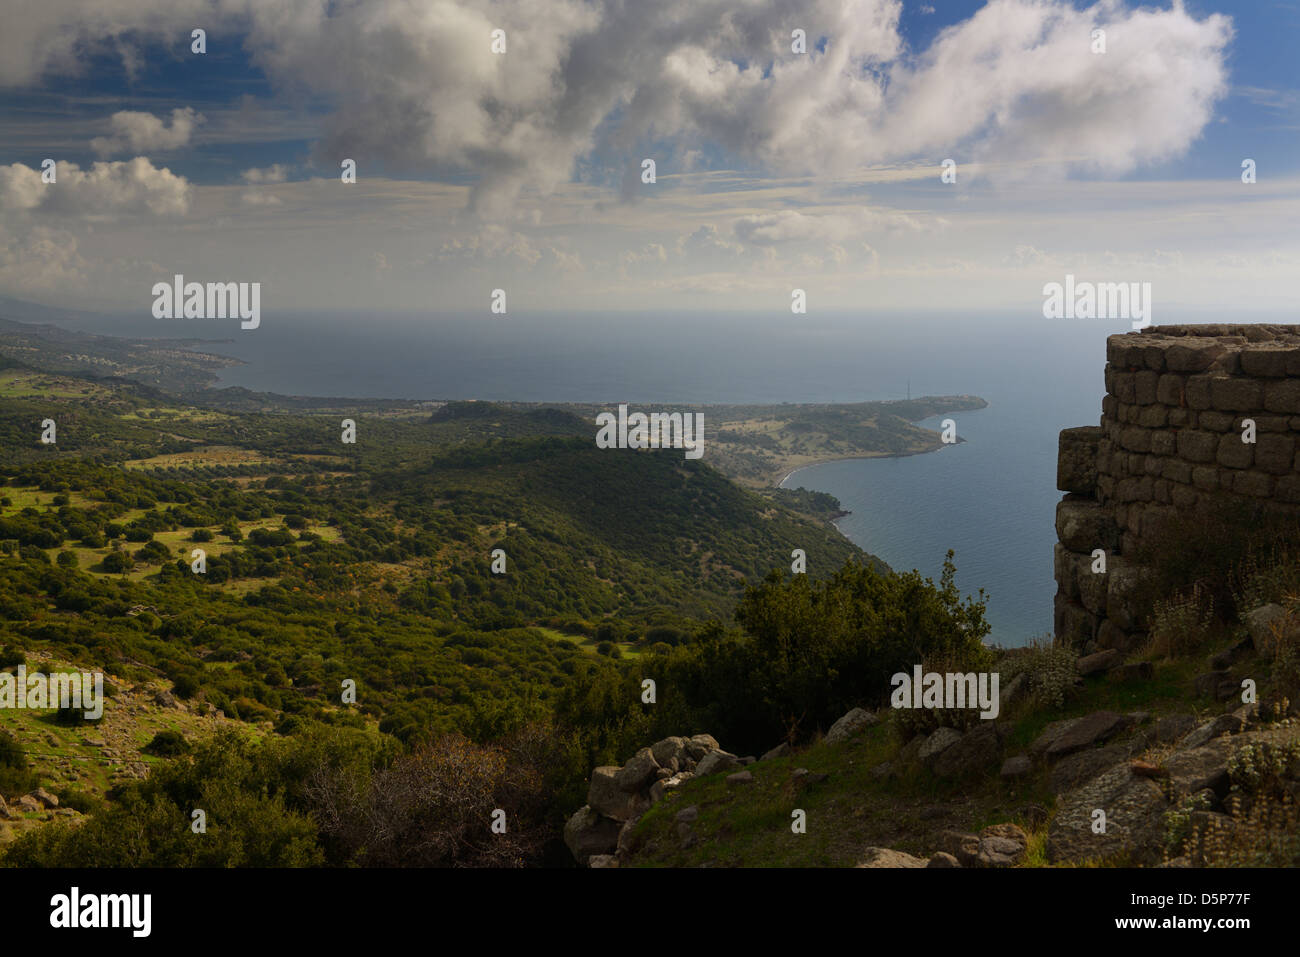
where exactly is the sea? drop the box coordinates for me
[43,307,1263,646]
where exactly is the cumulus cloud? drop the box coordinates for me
[90,108,203,156]
[0,0,1233,212]
[0,158,192,217]
[241,164,289,184]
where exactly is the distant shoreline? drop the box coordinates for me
[776,434,972,490]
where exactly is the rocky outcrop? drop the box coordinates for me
[565,732,724,866]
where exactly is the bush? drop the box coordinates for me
[55,550,78,567]
[101,551,132,574]
[143,730,191,757]
[191,528,213,542]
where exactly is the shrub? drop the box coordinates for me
[55,550,78,567]
[144,730,191,757]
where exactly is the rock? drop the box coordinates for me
[154,690,178,708]
[918,727,963,765]
[651,736,688,771]
[654,767,672,780]
[1045,711,1130,758]
[1048,764,1169,865]
[976,823,1028,867]
[1180,713,1244,751]
[588,854,619,868]
[1130,760,1169,780]
[616,817,640,858]
[932,723,1003,778]
[587,767,649,822]
[792,768,829,789]
[1210,637,1254,671]
[685,734,721,760]
[1115,662,1154,681]
[1155,714,1198,743]
[674,805,699,824]
[1193,671,1239,701]
[856,847,927,868]
[563,806,621,865]
[999,671,1029,711]
[648,780,666,805]
[614,748,660,792]
[897,735,926,765]
[1050,744,1130,793]
[1029,718,1081,758]
[927,852,961,868]
[662,771,693,790]
[1245,603,1286,650]
[694,749,742,777]
[937,830,981,866]
[739,756,756,765]
[30,788,58,809]
[825,707,878,744]
[1077,649,1122,676]
[1164,738,1234,795]
[761,742,791,762]
[1000,754,1031,779]
[870,761,894,780]
[726,770,754,786]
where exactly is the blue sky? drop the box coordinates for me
[0,0,1296,317]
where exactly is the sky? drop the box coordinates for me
[0,0,1297,320]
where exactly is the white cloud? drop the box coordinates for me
[0,158,192,217]
[0,0,1233,212]
[241,164,289,184]
[90,107,203,156]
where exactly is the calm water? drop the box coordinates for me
[51,308,1254,644]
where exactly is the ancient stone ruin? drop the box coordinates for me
[1055,325,1300,653]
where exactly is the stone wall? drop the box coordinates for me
[1054,324,1300,653]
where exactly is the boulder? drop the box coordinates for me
[1029,718,1081,758]
[999,671,1029,712]
[761,742,791,762]
[1044,711,1130,758]
[918,727,963,766]
[1155,714,1198,744]
[937,830,981,866]
[15,794,43,813]
[1077,649,1122,677]
[897,734,926,765]
[1000,754,1031,779]
[927,852,961,868]
[614,748,660,792]
[675,805,699,824]
[1193,671,1239,701]
[587,767,648,822]
[726,770,754,786]
[1048,765,1169,865]
[825,707,877,744]
[31,787,59,809]
[976,823,1028,867]
[693,749,742,777]
[1164,738,1234,795]
[856,847,927,868]
[1049,744,1129,794]
[685,734,721,760]
[1245,603,1286,652]
[588,854,619,868]
[1180,713,1243,751]
[564,806,620,865]
[932,723,1002,778]
[650,736,688,771]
